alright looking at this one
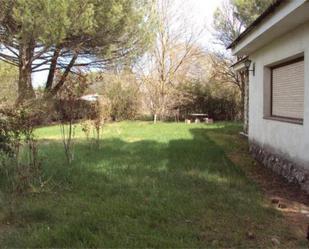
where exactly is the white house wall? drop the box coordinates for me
[249,21,309,170]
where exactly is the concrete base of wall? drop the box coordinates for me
[249,141,309,194]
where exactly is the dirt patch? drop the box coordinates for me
[228,151,309,243]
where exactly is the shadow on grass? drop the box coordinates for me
[1,125,298,248]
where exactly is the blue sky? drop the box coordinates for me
[32,0,223,88]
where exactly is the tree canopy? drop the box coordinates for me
[212,0,273,123]
[232,0,274,27]
[0,0,155,103]
[213,0,274,48]
[0,62,18,105]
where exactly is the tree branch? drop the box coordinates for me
[50,53,78,96]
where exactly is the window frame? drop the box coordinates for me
[268,56,305,125]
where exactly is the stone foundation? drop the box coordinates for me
[249,142,309,193]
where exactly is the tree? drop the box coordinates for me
[0,62,18,105]
[90,70,141,121]
[209,52,245,118]
[0,0,155,103]
[213,0,273,125]
[139,0,204,123]
[232,0,274,27]
[166,48,241,121]
[213,1,243,48]
[213,0,274,47]
[176,79,240,121]
[55,72,89,164]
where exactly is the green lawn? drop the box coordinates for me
[0,122,305,248]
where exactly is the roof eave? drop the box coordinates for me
[229,0,309,56]
[227,0,285,50]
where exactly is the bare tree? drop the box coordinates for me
[138,0,205,123]
[209,52,246,119]
[213,0,272,131]
[55,72,89,164]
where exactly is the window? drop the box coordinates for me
[270,57,304,122]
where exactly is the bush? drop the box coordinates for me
[89,71,141,121]
[175,80,241,121]
[108,81,140,121]
[0,62,18,106]
[81,97,111,148]
[0,104,42,193]
[55,74,89,164]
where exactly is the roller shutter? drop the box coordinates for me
[272,59,304,120]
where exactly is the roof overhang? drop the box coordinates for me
[230,0,309,57]
[231,56,248,72]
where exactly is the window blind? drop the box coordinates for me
[272,59,304,120]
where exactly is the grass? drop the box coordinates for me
[0,121,306,248]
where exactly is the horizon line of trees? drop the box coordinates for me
[0,0,274,123]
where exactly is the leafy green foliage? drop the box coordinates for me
[176,80,240,120]
[0,105,42,192]
[213,2,242,48]
[5,0,152,50]
[0,0,155,101]
[213,0,274,47]
[55,72,90,164]
[0,118,13,156]
[91,71,141,121]
[108,81,140,121]
[0,62,18,105]
[81,97,111,148]
[232,0,275,27]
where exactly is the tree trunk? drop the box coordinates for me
[238,71,246,121]
[50,53,78,96]
[16,43,36,104]
[45,46,61,92]
[153,113,157,124]
[238,70,249,134]
[240,84,245,120]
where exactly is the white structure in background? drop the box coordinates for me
[80,94,99,102]
[228,0,309,192]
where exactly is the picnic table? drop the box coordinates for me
[185,113,213,124]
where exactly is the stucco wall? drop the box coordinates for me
[249,21,309,169]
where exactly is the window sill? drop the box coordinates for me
[263,116,303,125]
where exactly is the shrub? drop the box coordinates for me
[55,72,89,164]
[90,71,141,121]
[108,81,140,120]
[0,62,18,106]
[0,104,42,193]
[175,80,241,121]
[81,97,111,148]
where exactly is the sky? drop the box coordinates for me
[32,0,224,87]
[181,0,224,48]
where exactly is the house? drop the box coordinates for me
[228,0,309,192]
